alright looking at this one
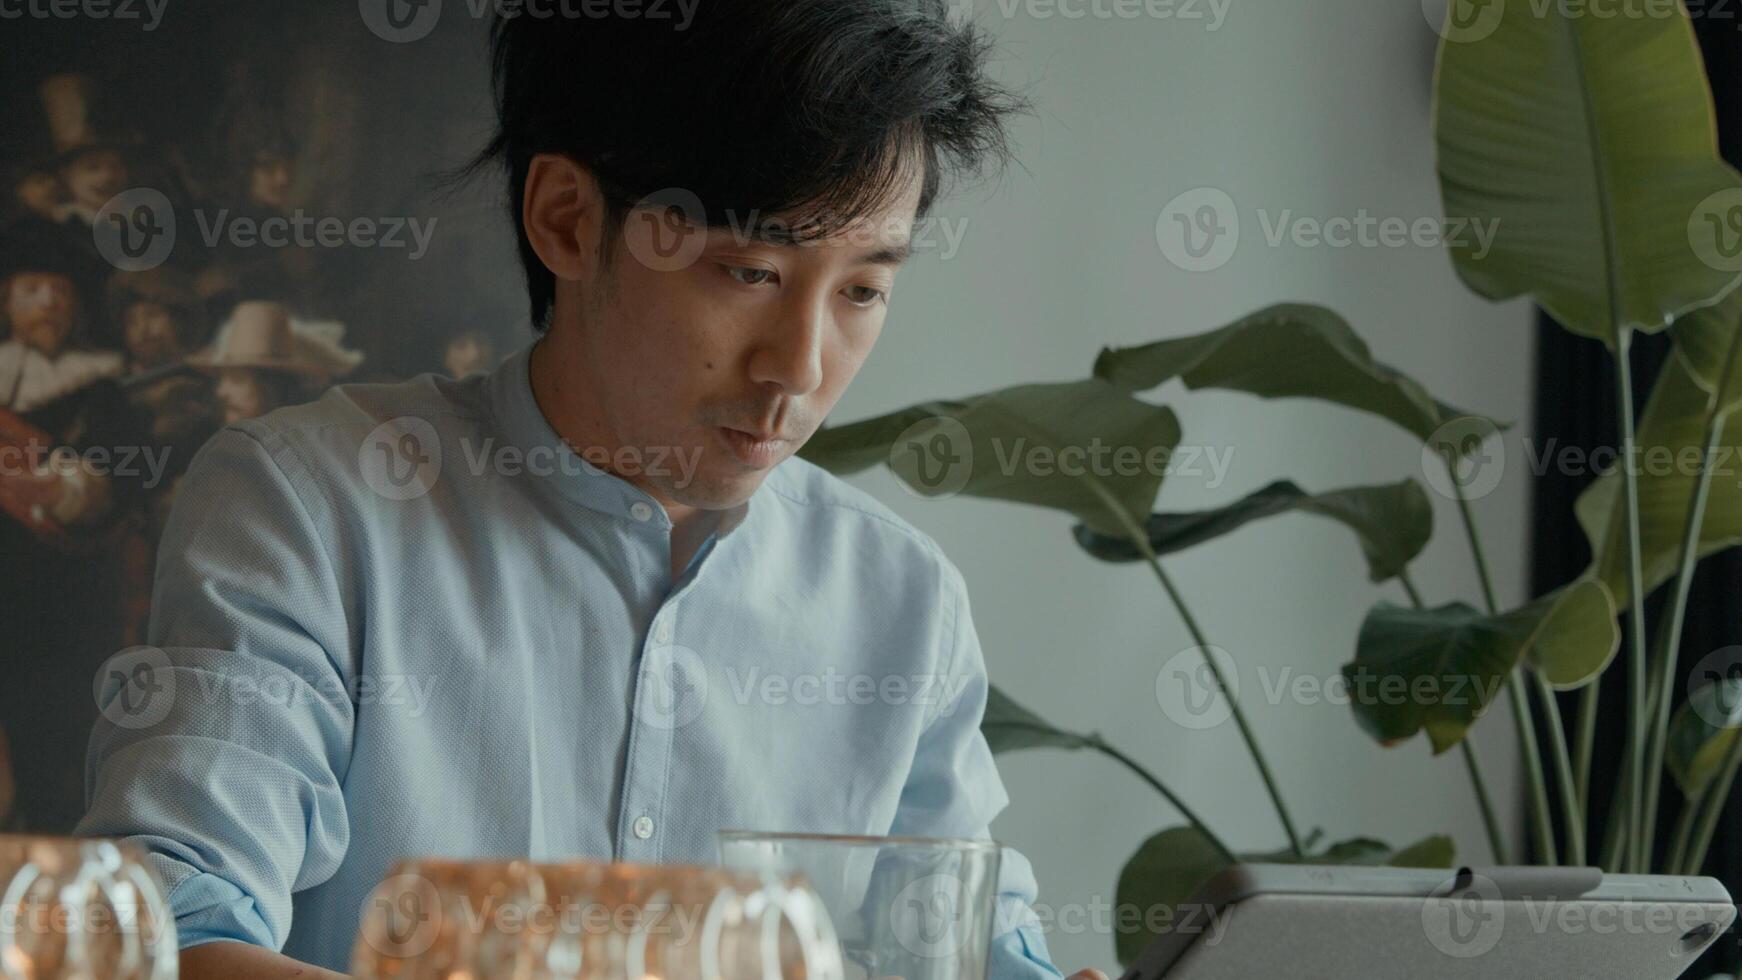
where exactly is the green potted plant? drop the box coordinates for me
[801,0,1742,970]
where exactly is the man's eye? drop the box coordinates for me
[725,266,777,287]
[842,285,887,307]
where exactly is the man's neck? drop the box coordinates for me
[527,334,722,577]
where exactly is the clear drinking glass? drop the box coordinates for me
[351,858,845,980]
[0,835,177,980]
[717,832,1003,980]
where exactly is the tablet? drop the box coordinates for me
[1116,864,1736,980]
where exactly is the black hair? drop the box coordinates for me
[461,0,1028,330]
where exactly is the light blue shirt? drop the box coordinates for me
[77,339,1062,978]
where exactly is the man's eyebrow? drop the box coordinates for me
[861,240,913,266]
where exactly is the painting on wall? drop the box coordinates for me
[0,1,525,832]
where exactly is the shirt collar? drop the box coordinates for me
[485,338,758,537]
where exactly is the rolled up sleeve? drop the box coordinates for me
[76,422,355,952]
[890,560,1063,980]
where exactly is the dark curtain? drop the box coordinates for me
[1531,13,1742,976]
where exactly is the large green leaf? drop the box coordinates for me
[1575,355,1742,607]
[1666,676,1742,798]
[1112,826,1454,966]
[1071,478,1432,583]
[1092,304,1500,453]
[981,683,1096,755]
[1434,1,1742,342]
[800,381,1179,537]
[1671,285,1742,416]
[1343,580,1619,754]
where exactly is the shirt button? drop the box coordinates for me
[632,815,655,839]
[629,501,654,522]
[654,618,673,644]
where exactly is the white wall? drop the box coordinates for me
[827,0,1539,971]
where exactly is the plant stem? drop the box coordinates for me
[1461,738,1510,865]
[1087,735,1238,864]
[1447,460,1559,864]
[1532,674,1585,864]
[1608,326,1651,873]
[1683,729,1742,875]
[1084,480,1305,858]
[1508,677,1558,864]
[1400,567,1508,864]
[1140,550,1305,856]
[1640,319,1740,868]
[1666,786,1704,878]
[1575,685,1597,814]
[1597,755,1630,872]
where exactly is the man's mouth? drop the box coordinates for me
[716,426,787,469]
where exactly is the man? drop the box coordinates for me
[79,4,1105,978]
[0,247,122,415]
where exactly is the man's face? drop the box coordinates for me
[124,300,187,367]
[215,367,273,423]
[4,272,78,357]
[558,172,922,512]
[15,171,63,218]
[62,149,129,212]
[250,153,294,211]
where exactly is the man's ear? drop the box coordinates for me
[522,153,605,284]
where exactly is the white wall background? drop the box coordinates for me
[825,0,1540,971]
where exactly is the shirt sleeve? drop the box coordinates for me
[888,558,1064,980]
[75,422,355,952]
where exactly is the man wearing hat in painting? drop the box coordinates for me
[0,236,123,418]
[190,300,363,424]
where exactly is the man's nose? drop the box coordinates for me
[748,294,827,397]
